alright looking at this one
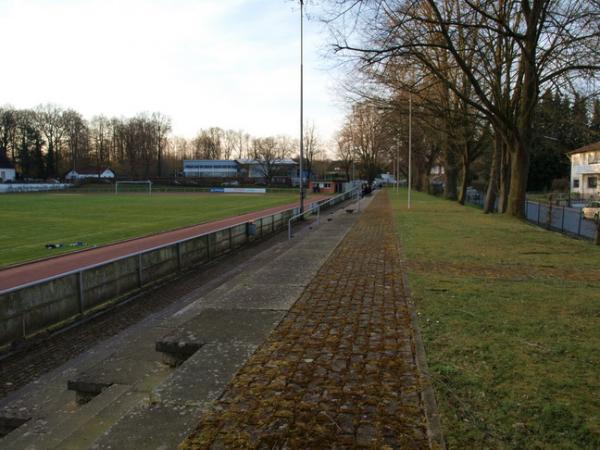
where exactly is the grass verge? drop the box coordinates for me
[0,192,297,267]
[391,188,599,449]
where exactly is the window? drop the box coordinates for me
[589,152,600,164]
[573,179,580,188]
[588,177,597,188]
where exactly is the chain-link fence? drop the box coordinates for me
[524,200,597,240]
[463,190,597,241]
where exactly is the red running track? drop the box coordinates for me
[0,197,327,292]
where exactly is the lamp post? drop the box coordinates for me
[408,92,412,209]
[299,0,305,214]
[395,136,400,193]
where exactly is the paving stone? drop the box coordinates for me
[180,192,431,449]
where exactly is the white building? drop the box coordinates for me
[0,156,16,182]
[568,142,600,199]
[65,167,116,180]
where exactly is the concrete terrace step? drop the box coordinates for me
[91,326,278,449]
[90,206,365,449]
[0,199,368,449]
[66,324,172,404]
[0,384,142,449]
[155,309,284,366]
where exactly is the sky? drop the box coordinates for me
[0,0,347,144]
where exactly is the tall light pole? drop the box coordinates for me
[408,92,412,209]
[395,136,400,193]
[299,0,305,214]
[396,140,400,193]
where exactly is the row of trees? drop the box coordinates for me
[0,104,328,181]
[0,105,172,179]
[326,0,600,217]
[335,90,600,192]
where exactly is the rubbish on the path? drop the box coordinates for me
[45,243,64,249]
[70,242,86,247]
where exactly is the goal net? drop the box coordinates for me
[114,180,152,194]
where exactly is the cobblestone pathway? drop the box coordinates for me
[181,192,434,449]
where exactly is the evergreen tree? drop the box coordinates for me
[591,99,600,140]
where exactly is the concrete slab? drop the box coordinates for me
[92,402,203,450]
[94,339,265,449]
[67,358,169,404]
[154,340,259,406]
[1,384,132,449]
[205,283,307,310]
[55,389,147,450]
[155,309,283,366]
[164,309,285,345]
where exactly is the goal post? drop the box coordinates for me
[114,180,153,195]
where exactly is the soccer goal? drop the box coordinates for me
[114,180,153,195]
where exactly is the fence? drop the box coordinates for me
[463,190,597,241]
[288,187,360,239]
[0,183,72,194]
[524,200,597,240]
[0,194,351,351]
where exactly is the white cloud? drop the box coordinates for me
[0,0,344,146]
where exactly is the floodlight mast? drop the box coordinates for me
[299,0,305,215]
[408,92,412,209]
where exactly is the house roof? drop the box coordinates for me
[183,160,238,166]
[567,141,600,155]
[236,158,298,166]
[0,155,15,169]
[68,167,113,175]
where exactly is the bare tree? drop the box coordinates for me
[222,129,239,160]
[0,107,17,162]
[327,0,600,217]
[152,112,171,176]
[193,128,223,159]
[34,104,67,177]
[251,136,292,185]
[336,128,355,181]
[63,109,89,171]
[303,122,323,178]
[345,102,390,184]
[90,115,111,168]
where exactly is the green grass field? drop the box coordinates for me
[391,189,599,449]
[0,192,298,267]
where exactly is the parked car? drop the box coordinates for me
[582,201,600,222]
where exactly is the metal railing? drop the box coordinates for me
[288,187,360,240]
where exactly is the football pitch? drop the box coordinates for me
[0,191,299,268]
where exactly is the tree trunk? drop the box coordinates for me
[484,134,502,213]
[507,141,529,218]
[414,162,424,191]
[444,146,458,199]
[458,151,470,205]
[157,145,163,177]
[498,145,510,213]
[421,173,430,193]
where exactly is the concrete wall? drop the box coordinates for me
[0,208,296,351]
